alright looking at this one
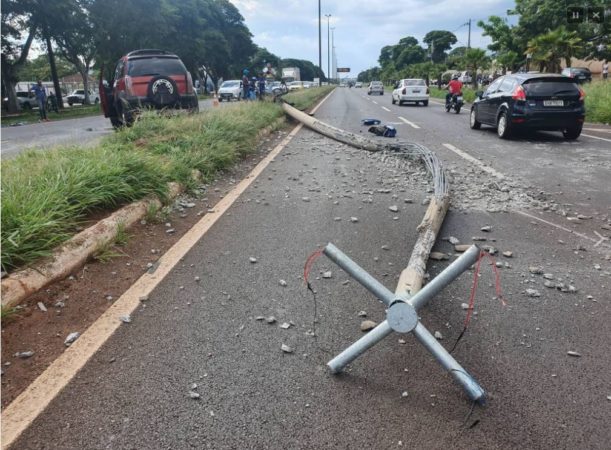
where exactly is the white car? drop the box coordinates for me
[391,79,429,106]
[66,89,100,105]
[287,81,304,91]
[217,80,242,101]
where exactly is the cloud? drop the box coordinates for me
[230,0,515,75]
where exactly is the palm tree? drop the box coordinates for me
[461,48,490,86]
[526,27,581,73]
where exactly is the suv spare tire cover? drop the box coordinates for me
[147,76,179,107]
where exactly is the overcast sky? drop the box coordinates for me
[230,0,516,77]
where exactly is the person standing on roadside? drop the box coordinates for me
[31,80,48,122]
[603,61,608,80]
[257,73,266,100]
[241,69,250,100]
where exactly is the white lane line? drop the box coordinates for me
[382,106,391,112]
[583,128,611,133]
[372,100,378,104]
[398,116,421,129]
[581,133,611,143]
[515,210,610,248]
[0,89,336,450]
[441,143,505,179]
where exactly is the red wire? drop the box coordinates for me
[304,249,324,285]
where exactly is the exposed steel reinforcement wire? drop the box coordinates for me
[281,101,449,198]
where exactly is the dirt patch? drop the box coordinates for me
[0,125,291,408]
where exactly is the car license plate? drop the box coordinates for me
[543,100,563,107]
[413,90,421,93]
[456,96,463,102]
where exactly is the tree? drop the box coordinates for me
[423,30,457,63]
[478,15,522,72]
[53,0,97,104]
[19,54,73,80]
[1,0,36,113]
[357,67,381,83]
[461,48,490,86]
[279,58,324,81]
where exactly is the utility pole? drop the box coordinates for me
[331,27,335,83]
[467,18,471,49]
[325,14,331,82]
[318,0,322,75]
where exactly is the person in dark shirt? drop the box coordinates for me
[241,69,250,100]
[31,80,48,121]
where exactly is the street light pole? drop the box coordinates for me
[331,27,335,83]
[318,0,322,75]
[325,14,331,82]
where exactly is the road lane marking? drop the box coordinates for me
[372,100,378,104]
[583,128,611,133]
[581,133,611,143]
[0,88,336,450]
[441,143,505,179]
[398,116,421,129]
[515,210,610,249]
[382,106,391,112]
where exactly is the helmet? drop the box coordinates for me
[243,69,249,75]
[452,74,459,80]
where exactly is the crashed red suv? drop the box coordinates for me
[100,49,198,127]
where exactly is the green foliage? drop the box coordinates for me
[357,67,381,83]
[583,81,611,124]
[2,91,329,272]
[429,87,478,103]
[279,58,325,81]
[282,86,334,111]
[526,27,582,73]
[423,30,457,63]
[18,54,73,80]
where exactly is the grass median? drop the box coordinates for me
[1,104,103,127]
[1,87,334,273]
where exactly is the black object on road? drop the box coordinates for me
[368,124,396,137]
[361,118,381,126]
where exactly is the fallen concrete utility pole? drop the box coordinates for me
[282,101,482,401]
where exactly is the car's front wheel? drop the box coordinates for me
[496,111,512,139]
[562,125,582,140]
[470,107,481,129]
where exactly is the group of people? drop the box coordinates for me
[240,69,267,100]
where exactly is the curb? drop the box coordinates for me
[1,116,286,309]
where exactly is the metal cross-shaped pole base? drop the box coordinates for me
[323,243,486,404]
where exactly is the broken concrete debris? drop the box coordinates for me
[429,252,449,261]
[64,332,80,347]
[281,344,294,353]
[360,320,378,331]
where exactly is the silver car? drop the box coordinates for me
[368,81,384,95]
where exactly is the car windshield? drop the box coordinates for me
[371,82,382,86]
[75,90,84,95]
[405,80,426,86]
[523,80,578,96]
[127,57,186,77]
[221,81,240,87]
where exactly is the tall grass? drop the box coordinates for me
[583,81,611,124]
[2,89,326,273]
[283,86,334,111]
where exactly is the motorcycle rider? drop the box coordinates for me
[446,74,463,105]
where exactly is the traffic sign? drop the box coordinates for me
[337,68,350,73]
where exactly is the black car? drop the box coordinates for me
[469,74,585,140]
[561,67,592,83]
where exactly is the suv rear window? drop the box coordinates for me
[405,80,426,86]
[127,57,187,77]
[523,79,578,96]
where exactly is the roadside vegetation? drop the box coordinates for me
[1,104,102,127]
[429,87,478,103]
[0,88,333,273]
[283,86,334,111]
[582,82,611,124]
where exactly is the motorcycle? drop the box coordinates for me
[445,93,463,114]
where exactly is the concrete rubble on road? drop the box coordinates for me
[64,332,80,347]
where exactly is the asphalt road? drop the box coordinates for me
[0,98,216,158]
[11,88,611,449]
